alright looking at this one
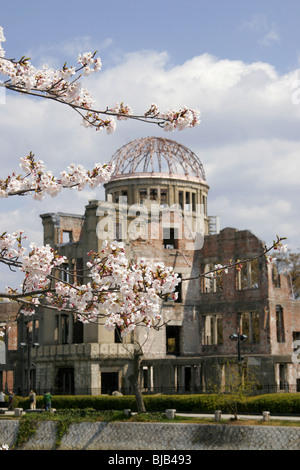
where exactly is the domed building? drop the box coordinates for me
[10,137,300,397]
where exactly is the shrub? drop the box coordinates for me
[247,394,300,414]
[13,393,300,415]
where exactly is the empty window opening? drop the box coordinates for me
[185,192,190,210]
[166,326,181,355]
[160,188,168,204]
[279,364,287,390]
[163,227,178,249]
[150,188,157,200]
[62,230,72,243]
[61,263,71,283]
[139,188,148,202]
[72,317,83,344]
[114,222,123,241]
[114,326,123,344]
[272,264,281,288]
[236,259,259,290]
[276,305,285,342]
[240,312,260,343]
[203,314,223,345]
[178,191,183,208]
[192,193,196,212]
[201,264,223,293]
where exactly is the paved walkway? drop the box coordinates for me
[177,412,300,421]
[2,407,300,422]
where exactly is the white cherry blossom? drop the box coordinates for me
[0,26,201,134]
[0,153,114,199]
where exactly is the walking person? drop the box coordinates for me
[43,391,52,411]
[29,390,36,410]
[8,391,14,410]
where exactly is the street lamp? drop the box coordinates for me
[229,333,247,362]
[19,342,39,396]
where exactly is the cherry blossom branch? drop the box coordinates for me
[0,232,287,336]
[182,235,287,282]
[0,152,114,200]
[0,26,201,134]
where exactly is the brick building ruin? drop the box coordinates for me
[4,136,300,395]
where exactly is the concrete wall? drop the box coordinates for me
[1,420,300,450]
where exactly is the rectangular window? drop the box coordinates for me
[142,367,149,390]
[192,193,196,212]
[272,264,281,288]
[142,366,153,392]
[163,227,178,249]
[73,318,83,344]
[293,331,300,347]
[178,191,183,208]
[61,314,69,344]
[201,264,223,293]
[203,314,223,345]
[62,230,72,243]
[185,192,190,211]
[240,312,260,343]
[166,326,181,355]
[114,325,123,344]
[54,315,59,343]
[114,222,123,241]
[61,262,70,283]
[160,188,168,204]
[279,363,287,390]
[139,188,147,201]
[150,188,157,200]
[202,195,207,215]
[55,314,70,344]
[276,305,285,342]
[236,259,259,290]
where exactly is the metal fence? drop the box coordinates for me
[9,383,300,397]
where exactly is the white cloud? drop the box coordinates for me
[240,14,281,47]
[26,36,114,68]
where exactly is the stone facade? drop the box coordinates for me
[0,302,19,393]
[11,137,300,396]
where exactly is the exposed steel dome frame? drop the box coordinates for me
[110,137,206,181]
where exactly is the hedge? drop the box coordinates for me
[12,393,300,414]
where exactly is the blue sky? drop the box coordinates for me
[2,0,300,73]
[0,1,300,289]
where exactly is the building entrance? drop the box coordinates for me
[101,372,119,394]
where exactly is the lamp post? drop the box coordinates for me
[19,341,39,396]
[229,332,248,362]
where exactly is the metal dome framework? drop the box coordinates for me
[110,137,206,181]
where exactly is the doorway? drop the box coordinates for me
[101,372,119,394]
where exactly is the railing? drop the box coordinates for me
[9,383,300,397]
